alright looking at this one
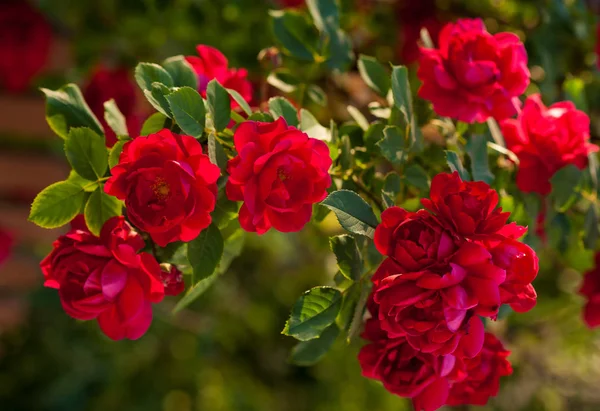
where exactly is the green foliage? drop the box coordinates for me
[140,112,167,136]
[206,79,231,132]
[321,190,379,238]
[357,55,390,97]
[283,287,342,341]
[268,96,299,127]
[445,151,471,181]
[227,88,253,116]
[188,223,224,283]
[84,188,122,236]
[162,55,198,89]
[29,181,87,228]
[270,10,319,62]
[41,84,104,139]
[108,140,127,169]
[208,133,228,172]
[103,99,128,137]
[466,134,494,184]
[64,128,108,181]
[290,324,339,366]
[329,235,362,281]
[391,65,423,152]
[166,86,206,138]
[551,164,583,211]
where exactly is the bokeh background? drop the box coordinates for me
[1,0,600,410]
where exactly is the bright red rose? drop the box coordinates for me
[83,65,140,147]
[159,264,185,296]
[105,129,220,246]
[0,0,52,93]
[40,216,164,340]
[501,94,599,195]
[373,207,459,273]
[0,227,13,266]
[418,18,530,123]
[579,253,600,328]
[447,333,513,406]
[186,45,253,108]
[226,118,332,234]
[421,172,510,238]
[358,311,455,411]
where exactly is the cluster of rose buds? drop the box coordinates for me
[359,172,538,410]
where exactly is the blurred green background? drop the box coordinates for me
[1,0,600,410]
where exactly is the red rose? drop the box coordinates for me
[0,227,13,266]
[83,65,140,147]
[277,0,305,7]
[105,129,220,246]
[501,94,599,195]
[0,0,52,93]
[421,172,510,238]
[373,207,459,273]
[226,118,332,234]
[40,216,164,340]
[579,253,600,328]
[418,18,530,123]
[447,333,513,406]
[186,45,253,108]
[358,311,455,411]
[159,264,185,296]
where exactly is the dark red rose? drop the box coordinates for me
[159,264,185,296]
[501,94,599,195]
[421,172,510,238]
[186,45,253,109]
[0,227,13,266]
[418,18,529,123]
[0,0,52,93]
[83,65,140,147]
[40,216,164,340]
[105,129,220,246]
[447,332,513,406]
[358,312,455,411]
[398,17,444,64]
[277,0,304,7]
[579,253,600,328]
[226,118,332,234]
[373,207,459,273]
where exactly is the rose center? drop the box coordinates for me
[277,167,290,181]
[152,177,171,201]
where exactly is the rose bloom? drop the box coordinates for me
[579,253,600,328]
[418,18,530,123]
[160,264,185,296]
[186,45,253,108]
[226,118,331,234]
[105,129,220,246]
[447,333,513,406]
[0,0,52,93]
[421,172,510,238]
[358,308,455,411]
[501,94,599,195]
[40,216,164,340]
[83,65,140,147]
[0,227,13,266]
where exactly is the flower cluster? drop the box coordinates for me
[359,172,538,409]
[418,18,530,123]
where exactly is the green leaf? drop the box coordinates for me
[226,88,252,116]
[109,140,127,169]
[283,287,342,341]
[65,127,108,181]
[336,282,361,332]
[306,0,339,32]
[267,70,300,93]
[270,10,318,62]
[404,164,430,191]
[364,121,385,152]
[166,86,206,138]
[307,85,327,106]
[377,126,407,165]
[187,223,224,283]
[382,172,401,208]
[563,76,588,112]
[550,164,583,212]
[141,112,167,136]
[290,324,339,366]
[173,229,244,313]
[29,181,87,228]
[212,192,239,229]
[84,188,122,236]
[134,62,174,91]
[299,109,330,141]
[357,55,389,97]
[321,190,379,238]
[41,84,104,139]
[269,97,298,127]
[339,135,353,171]
[103,99,128,137]
[445,151,471,181]
[323,23,354,72]
[466,135,494,184]
[207,79,231,132]
[329,235,362,281]
[144,82,173,117]
[391,65,423,152]
[584,205,599,250]
[162,55,198,89]
[208,133,228,172]
[347,106,369,130]
[67,170,98,192]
